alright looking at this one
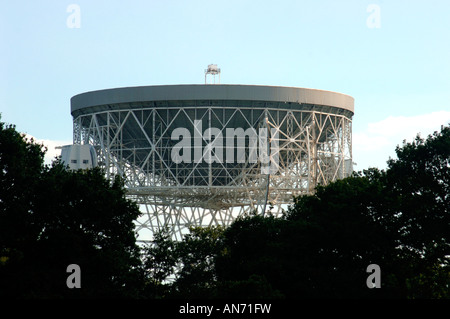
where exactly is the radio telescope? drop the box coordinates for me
[69,84,354,241]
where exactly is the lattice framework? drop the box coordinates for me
[73,103,352,241]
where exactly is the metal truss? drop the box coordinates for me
[73,104,352,241]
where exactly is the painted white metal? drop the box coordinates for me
[72,96,353,241]
[60,144,98,170]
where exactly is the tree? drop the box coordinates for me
[0,119,144,298]
[215,214,287,298]
[142,227,178,298]
[214,124,450,298]
[172,226,225,298]
[153,124,450,299]
[0,121,46,255]
[281,169,403,298]
[212,172,404,299]
[385,125,450,298]
[142,226,225,298]
[0,121,47,297]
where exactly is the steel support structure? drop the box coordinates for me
[73,104,352,241]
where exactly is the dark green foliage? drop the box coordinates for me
[0,120,144,298]
[384,126,450,298]
[0,122,46,252]
[142,227,180,298]
[2,115,450,299]
[142,226,225,298]
[142,124,450,299]
[215,215,288,298]
[172,226,225,298]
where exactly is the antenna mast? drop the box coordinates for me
[205,64,221,84]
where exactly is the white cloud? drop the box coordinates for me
[353,111,450,170]
[24,134,72,165]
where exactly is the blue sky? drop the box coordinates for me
[1,0,449,170]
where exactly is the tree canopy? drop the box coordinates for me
[1,117,449,299]
[0,120,143,298]
[143,124,450,299]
